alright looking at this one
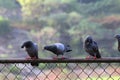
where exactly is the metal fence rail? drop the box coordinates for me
[0,58,120,80]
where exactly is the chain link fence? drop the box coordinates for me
[0,58,120,80]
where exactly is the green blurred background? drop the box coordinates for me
[0,0,120,58]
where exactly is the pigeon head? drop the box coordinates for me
[21,41,33,48]
[115,34,120,40]
[44,46,49,50]
[44,45,57,53]
[85,36,93,45]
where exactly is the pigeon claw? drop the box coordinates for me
[26,56,31,60]
[26,56,38,60]
[31,57,38,59]
[53,56,58,60]
[86,56,90,59]
[61,56,67,60]
[93,56,97,59]
[52,56,68,60]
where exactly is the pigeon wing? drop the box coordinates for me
[92,41,101,58]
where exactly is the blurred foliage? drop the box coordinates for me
[0,0,120,58]
[0,0,19,9]
[0,16,10,35]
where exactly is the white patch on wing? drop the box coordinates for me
[54,43,65,51]
[34,43,38,51]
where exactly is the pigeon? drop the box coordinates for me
[84,36,101,59]
[115,34,120,52]
[21,41,39,66]
[43,43,72,59]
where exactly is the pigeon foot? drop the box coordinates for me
[93,56,97,59]
[86,56,90,59]
[26,56,31,60]
[31,57,38,59]
[61,56,68,60]
[53,56,58,60]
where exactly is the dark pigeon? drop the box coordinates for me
[44,43,72,59]
[84,36,101,59]
[115,34,120,52]
[21,41,39,66]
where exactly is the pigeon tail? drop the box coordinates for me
[31,62,39,66]
[31,56,39,66]
[96,53,101,58]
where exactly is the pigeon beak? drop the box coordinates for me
[86,42,89,45]
[114,35,120,39]
[21,45,24,48]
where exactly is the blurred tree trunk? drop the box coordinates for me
[57,22,71,44]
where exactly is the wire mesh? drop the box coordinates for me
[0,58,120,80]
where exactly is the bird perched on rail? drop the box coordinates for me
[43,43,72,60]
[21,41,39,66]
[115,34,120,52]
[84,35,101,59]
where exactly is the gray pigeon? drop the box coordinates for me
[44,43,72,59]
[115,34,120,52]
[21,41,39,66]
[84,36,101,59]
